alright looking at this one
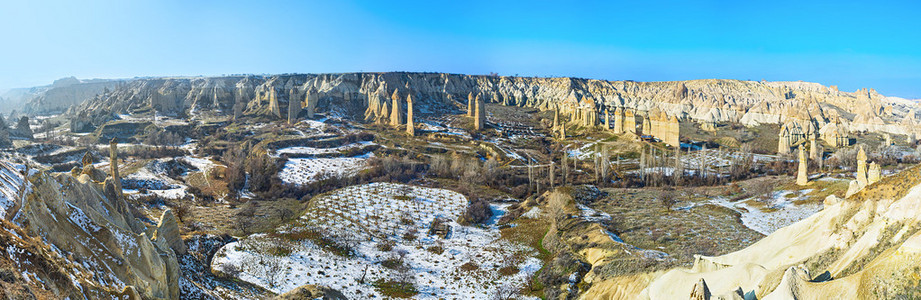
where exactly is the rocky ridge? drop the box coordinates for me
[58,73,919,137]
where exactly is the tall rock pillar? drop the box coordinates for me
[287,89,299,124]
[467,92,475,117]
[624,109,636,134]
[797,144,808,186]
[268,88,281,118]
[613,107,624,134]
[809,137,818,160]
[474,94,486,131]
[868,162,881,184]
[406,94,415,136]
[604,109,611,130]
[305,89,317,119]
[109,139,123,197]
[390,89,403,127]
[856,145,868,188]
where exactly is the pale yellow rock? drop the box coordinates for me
[868,162,881,184]
[797,145,808,186]
[474,94,485,131]
[153,208,187,255]
[406,94,415,136]
[390,89,402,127]
[856,145,868,188]
[466,92,474,117]
[613,107,624,134]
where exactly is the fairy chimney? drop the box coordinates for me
[406,94,415,136]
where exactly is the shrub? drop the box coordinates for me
[498,265,519,276]
[460,261,479,272]
[426,244,444,255]
[376,240,395,252]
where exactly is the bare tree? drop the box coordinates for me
[659,189,678,211]
[490,283,519,300]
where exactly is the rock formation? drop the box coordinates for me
[615,163,921,299]
[12,116,32,140]
[19,168,181,299]
[613,107,624,134]
[604,108,610,130]
[552,105,560,131]
[406,94,415,136]
[389,89,402,127]
[796,144,808,186]
[467,92,475,117]
[474,94,485,131]
[54,73,919,140]
[153,209,187,255]
[689,278,711,300]
[267,87,281,117]
[305,89,317,119]
[642,113,653,137]
[287,88,300,124]
[80,151,106,182]
[109,139,123,197]
[856,145,868,188]
[623,109,637,135]
[809,137,818,160]
[868,162,881,184]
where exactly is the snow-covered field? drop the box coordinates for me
[278,153,375,185]
[704,191,823,235]
[275,141,374,156]
[212,183,541,299]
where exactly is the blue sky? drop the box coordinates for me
[1,0,920,98]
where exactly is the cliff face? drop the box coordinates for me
[23,77,121,114]
[60,72,917,135]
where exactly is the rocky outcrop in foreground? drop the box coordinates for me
[585,164,921,299]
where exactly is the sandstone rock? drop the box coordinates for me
[153,209,187,255]
[81,151,94,166]
[21,171,179,299]
[689,278,711,300]
[846,180,861,198]
[797,145,808,186]
[613,107,624,134]
[824,195,842,206]
[623,109,637,134]
[306,89,317,119]
[12,116,32,140]
[856,145,868,188]
[81,165,107,182]
[109,139,122,197]
[467,92,474,117]
[389,89,402,127]
[70,166,82,177]
[868,162,881,184]
[57,73,920,139]
[474,94,485,131]
[288,88,300,124]
[406,94,415,136]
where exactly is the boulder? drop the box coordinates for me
[80,165,107,182]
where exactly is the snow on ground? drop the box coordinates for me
[278,153,375,185]
[696,190,823,235]
[212,183,541,299]
[0,161,28,219]
[274,141,374,156]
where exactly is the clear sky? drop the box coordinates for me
[1,0,920,98]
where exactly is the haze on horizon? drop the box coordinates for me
[1,0,920,98]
